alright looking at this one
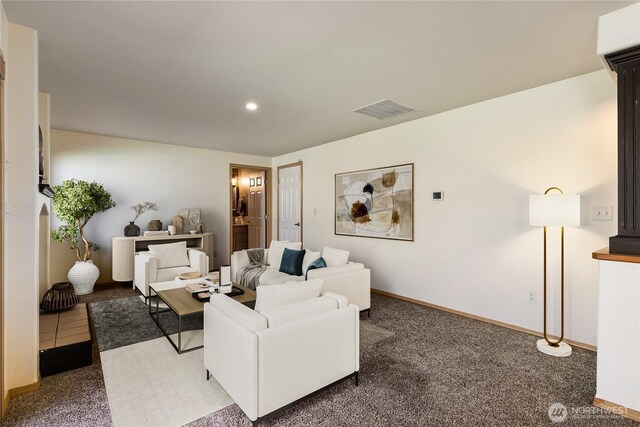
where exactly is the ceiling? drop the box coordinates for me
[3,1,633,157]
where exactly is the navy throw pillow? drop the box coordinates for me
[305,257,327,280]
[279,248,306,276]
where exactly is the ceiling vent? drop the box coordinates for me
[353,98,415,120]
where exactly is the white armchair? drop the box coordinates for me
[204,280,359,424]
[134,241,208,297]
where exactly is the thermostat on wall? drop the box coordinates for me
[433,191,444,201]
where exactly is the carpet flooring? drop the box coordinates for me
[91,296,395,427]
[185,295,637,427]
[3,287,636,426]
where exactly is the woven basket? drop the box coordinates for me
[40,282,79,312]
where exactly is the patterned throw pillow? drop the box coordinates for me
[305,257,327,279]
[279,248,306,276]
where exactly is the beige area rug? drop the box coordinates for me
[99,297,393,427]
[360,319,395,347]
[100,331,232,427]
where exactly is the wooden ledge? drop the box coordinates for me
[592,248,640,264]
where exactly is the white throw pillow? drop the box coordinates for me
[148,241,190,269]
[254,279,323,313]
[302,250,321,274]
[267,240,302,270]
[322,246,349,267]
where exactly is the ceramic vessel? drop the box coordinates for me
[124,221,140,236]
[68,260,100,295]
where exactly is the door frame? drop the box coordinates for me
[277,161,303,245]
[228,164,272,263]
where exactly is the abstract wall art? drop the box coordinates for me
[335,163,413,241]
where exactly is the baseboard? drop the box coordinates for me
[371,288,596,352]
[8,377,41,398]
[593,397,640,422]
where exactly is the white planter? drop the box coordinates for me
[68,260,99,295]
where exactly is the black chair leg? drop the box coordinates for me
[355,371,359,386]
[206,370,210,380]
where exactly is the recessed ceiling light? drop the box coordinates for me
[246,102,258,111]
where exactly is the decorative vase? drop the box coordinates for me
[40,282,79,312]
[68,260,99,295]
[149,220,162,231]
[172,216,184,234]
[124,221,140,236]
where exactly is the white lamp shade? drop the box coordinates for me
[529,194,581,227]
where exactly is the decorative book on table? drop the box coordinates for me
[185,282,213,294]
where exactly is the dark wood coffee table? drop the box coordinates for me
[149,282,256,353]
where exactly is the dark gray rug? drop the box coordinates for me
[89,296,392,353]
[89,296,204,352]
[89,296,163,352]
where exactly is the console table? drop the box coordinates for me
[112,232,214,282]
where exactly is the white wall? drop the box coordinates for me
[4,22,39,391]
[50,130,271,284]
[273,70,617,347]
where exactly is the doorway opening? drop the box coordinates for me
[229,164,272,260]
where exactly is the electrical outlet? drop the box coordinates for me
[593,206,613,221]
[528,291,537,304]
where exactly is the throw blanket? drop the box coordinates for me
[238,248,267,290]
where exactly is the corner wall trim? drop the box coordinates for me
[1,392,8,418]
[593,397,640,422]
[371,288,596,352]
[8,377,40,399]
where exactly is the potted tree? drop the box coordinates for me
[51,179,116,295]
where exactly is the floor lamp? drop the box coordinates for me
[529,187,580,357]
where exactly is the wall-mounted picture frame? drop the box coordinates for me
[256,176,263,186]
[335,163,414,241]
[250,178,255,187]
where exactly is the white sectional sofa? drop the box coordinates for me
[204,280,359,425]
[231,242,371,312]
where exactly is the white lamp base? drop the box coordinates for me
[537,339,572,357]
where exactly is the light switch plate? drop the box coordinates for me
[593,206,613,221]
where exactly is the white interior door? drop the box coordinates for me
[248,171,266,248]
[278,164,302,242]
